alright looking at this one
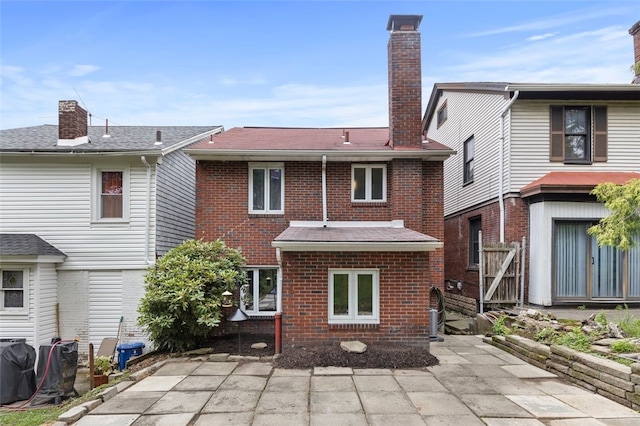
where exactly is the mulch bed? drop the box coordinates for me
[128,333,439,371]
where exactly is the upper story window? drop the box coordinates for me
[437,101,448,128]
[1,269,28,314]
[352,164,386,202]
[94,167,129,222]
[249,163,284,214]
[328,269,379,324]
[241,268,278,316]
[463,136,475,185]
[469,216,481,267]
[550,105,607,164]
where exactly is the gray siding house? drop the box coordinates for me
[0,100,222,355]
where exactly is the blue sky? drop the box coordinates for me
[1,0,638,130]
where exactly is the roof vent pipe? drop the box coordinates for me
[343,131,350,144]
[156,131,161,142]
[103,119,111,138]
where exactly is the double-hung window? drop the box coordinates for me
[249,164,284,214]
[94,167,129,222]
[549,105,607,164]
[1,269,28,313]
[328,269,379,324]
[469,217,481,267]
[463,136,474,184]
[241,268,278,315]
[352,164,386,202]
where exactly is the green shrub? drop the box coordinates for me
[610,340,640,354]
[534,327,558,344]
[594,311,608,327]
[137,239,247,352]
[492,315,511,336]
[618,313,640,338]
[554,327,592,352]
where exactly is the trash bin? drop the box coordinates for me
[116,342,145,371]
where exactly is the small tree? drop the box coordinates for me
[137,239,247,352]
[588,179,640,251]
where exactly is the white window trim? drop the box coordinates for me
[92,166,130,223]
[0,267,29,315]
[351,164,387,202]
[248,163,285,214]
[241,267,280,317]
[328,269,379,324]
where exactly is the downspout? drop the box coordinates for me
[322,155,328,226]
[140,156,152,264]
[498,90,519,243]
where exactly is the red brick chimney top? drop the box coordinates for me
[387,14,424,149]
[58,100,88,141]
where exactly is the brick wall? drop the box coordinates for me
[444,196,529,301]
[58,100,88,140]
[281,251,431,348]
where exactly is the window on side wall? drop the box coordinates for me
[469,217,481,267]
[249,164,284,214]
[328,269,379,324]
[94,168,129,222]
[352,164,386,202]
[1,269,28,313]
[463,136,474,185]
[549,105,607,164]
[241,268,278,315]
[437,101,448,128]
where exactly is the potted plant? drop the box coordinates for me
[93,355,113,387]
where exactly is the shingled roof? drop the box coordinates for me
[0,125,222,154]
[0,234,66,257]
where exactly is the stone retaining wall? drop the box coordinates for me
[485,334,640,410]
[444,292,478,317]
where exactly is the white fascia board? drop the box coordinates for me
[185,149,454,162]
[0,255,66,264]
[271,241,443,252]
[506,83,640,92]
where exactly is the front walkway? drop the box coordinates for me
[68,334,640,425]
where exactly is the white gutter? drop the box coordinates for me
[140,156,152,264]
[322,155,328,226]
[498,90,519,243]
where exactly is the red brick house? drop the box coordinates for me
[186,15,454,350]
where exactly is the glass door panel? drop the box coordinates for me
[591,238,623,298]
[555,222,588,298]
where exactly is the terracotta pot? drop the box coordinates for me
[93,374,109,387]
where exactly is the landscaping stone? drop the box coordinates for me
[341,340,367,353]
[251,342,268,349]
[57,405,87,423]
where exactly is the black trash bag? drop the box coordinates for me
[31,341,79,406]
[0,340,37,405]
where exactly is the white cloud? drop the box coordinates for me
[69,64,100,77]
[527,33,556,42]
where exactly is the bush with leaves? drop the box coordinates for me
[137,239,247,352]
[588,179,640,250]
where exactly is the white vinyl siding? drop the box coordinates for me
[89,270,122,349]
[0,263,58,348]
[430,91,507,216]
[509,101,640,192]
[156,150,195,255]
[0,159,154,270]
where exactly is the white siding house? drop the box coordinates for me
[0,100,223,356]
[423,83,640,308]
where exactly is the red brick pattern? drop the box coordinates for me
[58,100,88,140]
[443,196,529,301]
[281,251,431,347]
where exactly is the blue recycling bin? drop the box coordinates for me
[117,342,145,371]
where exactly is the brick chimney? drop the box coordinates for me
[58,100,88,140]
[387,14,423,149]
[630,21,640,84]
